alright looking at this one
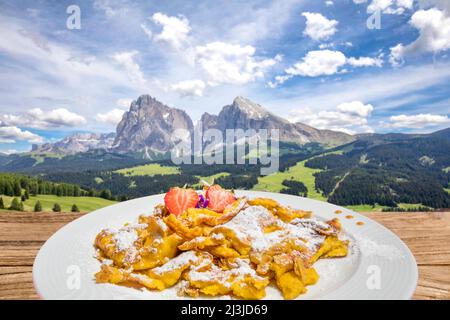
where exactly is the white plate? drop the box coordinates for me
[33,191,418,300]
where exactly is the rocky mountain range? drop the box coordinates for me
[31,132,116,155]
[31,95,354,156]
[200,96,353,147]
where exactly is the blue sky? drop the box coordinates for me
[0,0,449,153]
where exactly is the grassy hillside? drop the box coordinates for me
[194,172,230,187]
[252,150,343,201]
[253,158,326,201]
[115,163,180,176]
[0,194,116,212]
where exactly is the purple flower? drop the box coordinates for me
[196,194,209,208]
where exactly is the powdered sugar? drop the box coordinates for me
[213,205,328,255]
[187,258,264,287]
[217,205,280,246]
[112,228,138,252]
[125,223,148,229]
[151,251,199,275]
[155,217,168,233]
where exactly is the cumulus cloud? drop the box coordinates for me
[389,8,450,66]
[147,13,282,87]
[112,51,147,86]
[347,56,383,67]
[169,79,206,97]
[289,100,374,134]
[337,101,374,117]
[0,126,43,143]
[195,42,281,85]
[151,12,191,50]
[0,108,86,129]
[325,1,334,6]
[302,12,338,41]
[286,50,347,77]
[95,108,126,125]
[270,50,383,86]
[353,0,413,15]
[385,113,450,128]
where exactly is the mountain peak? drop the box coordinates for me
[130,94,167,112]
[231,96,269,119]
[113,94,193,153]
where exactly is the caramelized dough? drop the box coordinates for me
[94,196,349,300]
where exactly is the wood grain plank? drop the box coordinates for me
[413,266,450,300]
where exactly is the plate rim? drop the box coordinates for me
[32,190,419,300]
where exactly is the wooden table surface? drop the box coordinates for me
[0,211,449,300]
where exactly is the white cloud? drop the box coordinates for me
[28,108,86,128]
[347,56,383,67]
[112,51,147,86]
[268,75,293,88]
[0,126,43,143]
[286,50,347,77]
[289,100,374,134]
[0,108,86,129]
[151,12,191,51]
[145,12,284,88]
[302,12,338,41]
[271,50,383,86]
[337,101,374,117]
[195,42,281,85]
[95,108,126,125]
[169,80,206,97]
[325,1,334,6]
[386,114,450,128]
[353,0,413,14]
[389,8,450,66]
[318,43,334,49]
[368,0,413,15]
[116,98,133,108]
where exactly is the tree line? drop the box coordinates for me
[0,173,115,200]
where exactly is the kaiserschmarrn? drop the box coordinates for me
[94,185,349,299]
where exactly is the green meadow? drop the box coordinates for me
[0,194,116,212]
[115,163,180,176]
[252,150,343,201]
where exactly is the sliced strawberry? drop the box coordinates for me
[164,187,199,216]
[206,185,236,212]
